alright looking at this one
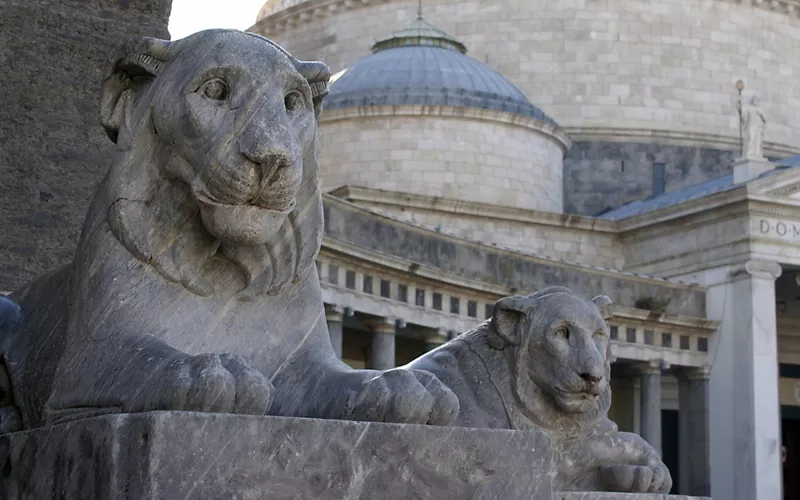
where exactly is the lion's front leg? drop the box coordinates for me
[555,430,672,493]
[45,335,273,425]
[341,367,460,425]
[269,346,459,426]
[595,431,671,493]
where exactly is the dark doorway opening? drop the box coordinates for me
[662,409,679,494]
[782,406,800,500]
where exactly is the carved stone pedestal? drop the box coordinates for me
[0,412,553,500]
[732,157,774,184]
[557,493,710,500]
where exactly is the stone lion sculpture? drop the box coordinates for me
[407,286,672,494]
[0,29,457,432]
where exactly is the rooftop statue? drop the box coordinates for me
[741,92,767,161]
[0,30,458,433]
[408,286,673,494]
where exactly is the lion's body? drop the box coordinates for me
[407,287,672,493]
[0,29,458,432]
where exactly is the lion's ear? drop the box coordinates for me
[292,59,330,120]
[489,295,532,349]
[592,295,613,320]
[99,37,173,143]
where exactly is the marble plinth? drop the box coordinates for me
[556,493,711,500]
[0,412,553,500]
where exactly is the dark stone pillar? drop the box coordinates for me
[0,0,172,291]
[324,304,344,359]
[678,366,710,496]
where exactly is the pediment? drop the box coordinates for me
[747,167,800,199]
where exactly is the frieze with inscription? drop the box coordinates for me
[759,219,800,238]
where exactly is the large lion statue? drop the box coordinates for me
[407,286,672,494]
[0,30,457,432]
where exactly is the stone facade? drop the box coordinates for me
[0,0,171,291]
[564,141,746,216]
[253,0,800,155]
[320,107,566,212]
[323,194,707,318]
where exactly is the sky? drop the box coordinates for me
[168,0,267,40]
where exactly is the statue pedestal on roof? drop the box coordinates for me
[732,157,774,184]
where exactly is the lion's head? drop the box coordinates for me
[94,30,330,298]
[487,286,613,428]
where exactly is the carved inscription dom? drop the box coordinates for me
[759,219,800,238]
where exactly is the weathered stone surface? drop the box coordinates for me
[0,412,554,500]
[556,493,709,500]
[0,0,171,291]
[0,30,458,432]
[409,287,671,494]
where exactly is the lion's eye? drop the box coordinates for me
[284,91,305,112]
[555,327,569,339]
[200,79,228,101]
[593,330,607,339]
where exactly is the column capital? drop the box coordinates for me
[362,316,397,335]
[637,359,667,375]
[730,260,782,281]
[677,365,711,381]
[324,303,345,323]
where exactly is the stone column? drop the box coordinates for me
[364,318,396,371]
[705,260,782,500]
[639,360,662,456]
[678,366,710,497]
[0,0,172,291]
[325,304,344,359]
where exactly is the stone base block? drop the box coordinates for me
[557,493,711,500]
[0,412,553,500]
[732,157,774,184]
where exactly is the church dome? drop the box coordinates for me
[325,15,556,125]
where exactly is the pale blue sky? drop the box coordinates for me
[168,0,267,40]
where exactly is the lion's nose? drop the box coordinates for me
[238,109,295,167]
[240,140,293,168]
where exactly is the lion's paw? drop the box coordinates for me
[346,368,459,425]
[599,461,672,493]
[151,353,273,415]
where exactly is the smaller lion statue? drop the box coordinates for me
[407,286,672,494]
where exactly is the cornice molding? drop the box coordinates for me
[320,105,572,154]
[565,127,800,158]
[329,185,618,233]
[251,0,800,38]
[609,306,719,333]
[614,187,750,233]
[322,194,704,290]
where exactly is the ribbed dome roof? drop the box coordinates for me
[324,15,556,124]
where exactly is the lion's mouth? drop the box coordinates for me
[191,181,295,245]
[553,386,602,399]
[195,191,295,214]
